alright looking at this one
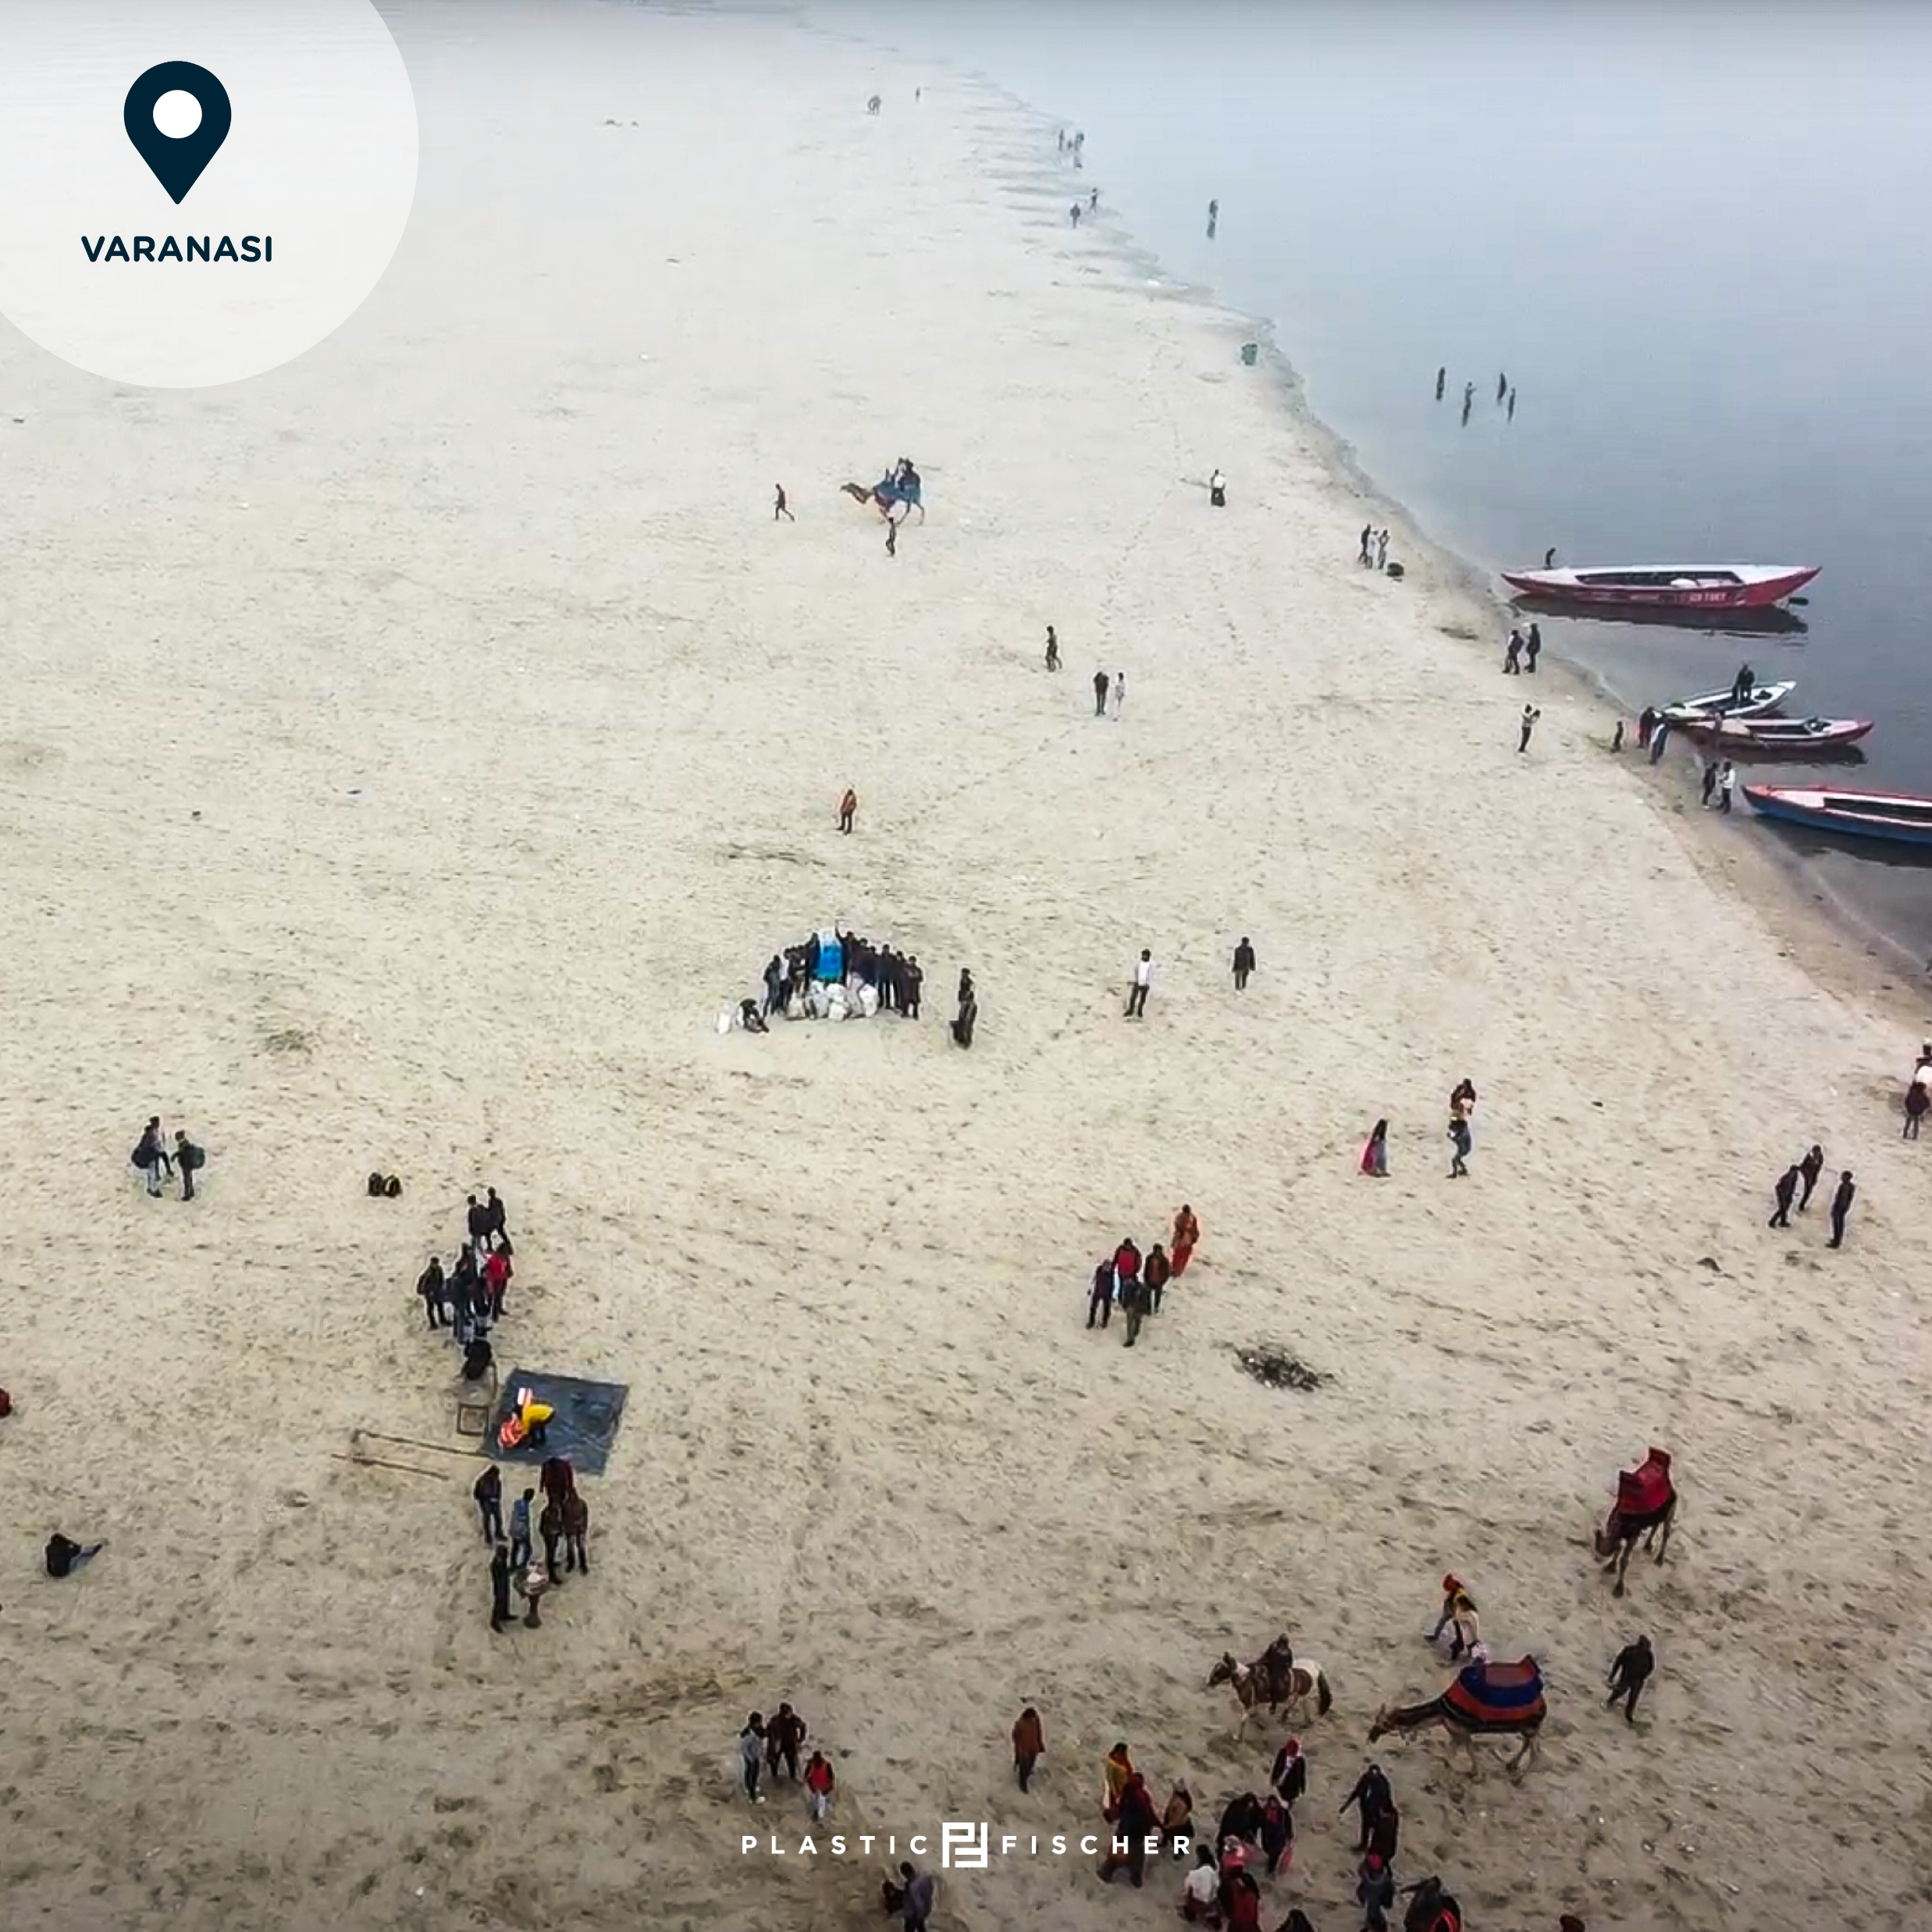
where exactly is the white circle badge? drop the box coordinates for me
[0,0,418,388]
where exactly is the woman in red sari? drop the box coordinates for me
[1170,1204,1201,1277]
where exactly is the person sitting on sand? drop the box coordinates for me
[45,1532,103,1578]
[739,998,769,1034]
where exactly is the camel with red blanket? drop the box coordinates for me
[1368,1654,1546,1774]
[1594,1446,1677,1596]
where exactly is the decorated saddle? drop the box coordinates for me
[1443,1655,1546,1731]
[1615,1446,1675,1520]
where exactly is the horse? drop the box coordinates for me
[1367,1655,1546,1776]
[1207,1648,1332,1730]
[1594,1448,1678,1596]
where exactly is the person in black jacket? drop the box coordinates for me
[1340,1763,1393,1851]
[465,1194,489,1254]
[1232,937,1257,991]
[1271,1736,1308,1806]
[417,1255,447,1329]
[1829,1170,1856,1248]
[1769,1164,1799,1229]
[1606,1633,1655,1720]
[1087,1258,1114,1330]
[173,1130,205,1200]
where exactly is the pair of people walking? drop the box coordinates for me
[131,1115,206,1199]
[1093,668,1126,718]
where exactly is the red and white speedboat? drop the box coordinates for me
[1500,564,1820,610]
[1679,714,1873,754]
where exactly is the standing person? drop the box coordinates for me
[1144,1241,1172,1312]
[1448,1115,1471,1178]
[768,1703,806,1782]
[173,1129,205,1200]
[1649,715,1672,763]
[739,1714,767,1803]
[1545,546,1558,568]
[562,1488,589,1574]
[1359,524,1373,566]
[1121,1269,1150,1347]
[1905,1081,1928,1140]
[1718,760,1736,813]
[1209,468,1227,507]
[1259,1794,1293,1875]
[1829,1169,1856,1247]
[1375,528,1389,571]
[1701,760,1719,807]
[902,955,923,1019]
[1170,1204,1200,1277]
[1069,201,1082,227]
[538,1498,564,1583]
[1044,624,1059,671]
[484,1187,508,1247]
[1461,382,1474,423]
[763,953,785,1016]
[1090,187,1098,212]
[1094,668,1110,717]
[1731,662,1756,706]
[482,1245,511,1320]
[465,1194,490,1258]
[474,1464,503,1542]
[1340,1764,1393,1851]
[804,1749,836,1822]
[1102,1741,1135,1817]
[1517,704,1542,753]
[1012,1705,1045,1790]
[1525,621,1541,671]
[1126,948,1155,1019]
[1358,1852,1397,1931]
[509,1487,535,1569]
[1503,629,1522,674]
[1368,1802,1400,1866]
[1435,365,1446,400]
[1507,386,1517,418]
[1109,670,1126,718]
[1087,1257,1115,1329]
[489,1540,513,1632]
[132,1116,172,1197]
[1232,936,1257,989]
[1797,1142,1825,1208]
[774,483,794,521]
[1637,706,1657,749]
[1769,1162,1799,1228]
[838,787,858,834]
[1359,1119,1389,1177]
[1496,371,1509,403]
[900,1863,937,1932]
[1271,1735,1308,1806]
[1606,1634,1655,1721]
[417,1255,448,1329]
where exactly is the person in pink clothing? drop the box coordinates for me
[1359,1119,1389,1177]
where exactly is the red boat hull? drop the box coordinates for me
[1501,566,1819,610]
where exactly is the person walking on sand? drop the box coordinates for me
[767,1703,806,1781]
[1504,629,1522,674]
[1094,668,1110,717]
[1170,1204,1200,1276]
[1518,704,1541,753]
[474,1464,503,1542]
[1233,936,1257,989]
[804,1749,836,1822]
[1431,1573,1480,1656]
[1462,382,1475,424]
[838,787,858,834]
[1525,621,1541,671]
[1126,948,1155,1017]
[1101,1740,1134,1818]
[1376,528,1389,571]
[1272,1735,1308,1806]
[1144,1240,1171,1311]
[539,1497,564,1584]
[1507,386,1517,419]
[1069,201,1082,227]
[132,1115,172,1197]
[739,1714,767,1802]
[1798,1143,1824,1208]
[509,1487,535,1569]
[1769,1162,1799,1228]
[1045,624,1059,671]
[1360,1119,1389,1177]
[899,1863,938,1932]
[1702,760,1719,807]
[1718,760,1736,813]
[1448,1115,1471,1177]
[1358,1852,1397,1931]
[1829,1169,1856,1247]
[774,483,793,522]
[1122,1268,1151,1347]
[1606,1634,1655,1721]
[1109,670,1126,718]
[1210,469,1227,507]
[1087,1257,1115,1329]
[1340,1763,1394,1852]
[1905,1081,1928,1140]
[1435,365,1446,400]
[1649,715,1672,763]
[1012,1705,1045,1790]
[489,1539,513,1632]
[1497,371,1509,404]
[173,1129,205,1200]
[418,1254,447,1329]
[1359,524,1373,567]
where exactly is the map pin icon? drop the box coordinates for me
[124,62,232,205]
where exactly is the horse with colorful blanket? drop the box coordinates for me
[1368,1654,1546,1774]
[1594,1445,1677,1596]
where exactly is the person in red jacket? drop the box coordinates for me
[804,1749,836,1822]
[482,1245,512,1320]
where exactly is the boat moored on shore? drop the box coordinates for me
[1745,785,1932,846]
[1681,715,1873,754]
[1501,564,1820,610]
[1660,679,1796,724]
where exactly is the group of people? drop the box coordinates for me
[130,1114,207,1201]
[752,930,927,1027]
[1093,667,1128,717]
[415,1187,515,1368]
[1767,1144,1856,1246]
[1356,525,1391,572]
[1085,1208,1200,1345]
[1439,368,1515,423]
[1357,1080,1477,1181]
[738,1706,838,1820]
[479,1449,589,1631]
[1502,624,1542,674]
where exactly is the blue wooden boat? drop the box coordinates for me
[1745,785,1932,846]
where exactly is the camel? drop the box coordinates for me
[1595,1446,1677,1596]
[1208,1644,1332,1730]
[1367,1655,1546,1775]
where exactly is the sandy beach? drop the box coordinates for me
[3,5,1930,1929]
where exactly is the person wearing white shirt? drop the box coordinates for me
[1126,949,1155,1019]
[1108,671,1126,718]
